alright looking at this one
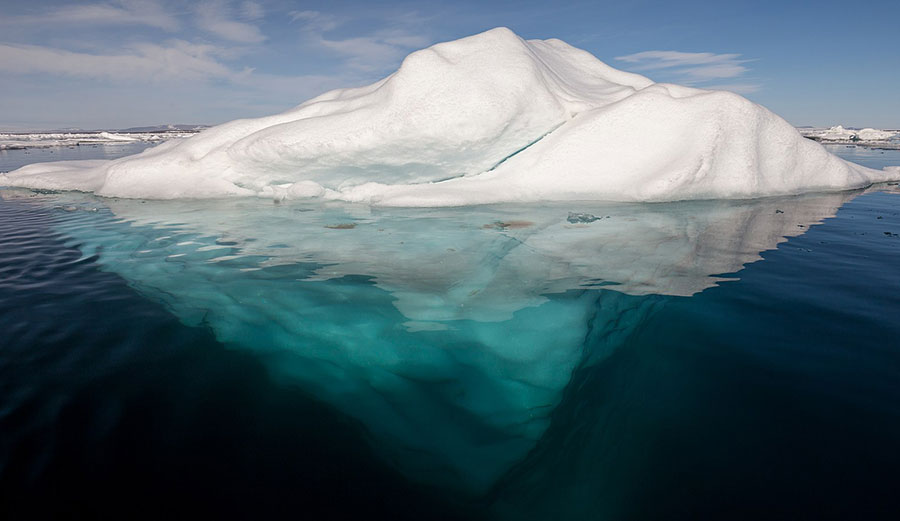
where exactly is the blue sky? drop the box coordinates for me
[0,0,897,130]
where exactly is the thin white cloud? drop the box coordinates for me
[0,37,362,116]
[701,83,762,94]
[0,0,181,31]
[290,10,432,72]
[317,33,431,71]
[288,10,340,32]
[0,41,242,83]
[195,0,266,44]
[615,50,757,87]
[240,1,264,21]
[617,51,744,70]
[0,3,433,127]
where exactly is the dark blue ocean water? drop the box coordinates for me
[1,143,899,520]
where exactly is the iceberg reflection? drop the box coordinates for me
[24,188,861,493]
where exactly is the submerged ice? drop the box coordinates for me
[2,28,898,203]
[3,187,865,493]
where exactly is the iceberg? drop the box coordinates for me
[1,27,897,203]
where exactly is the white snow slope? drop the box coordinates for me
[2,27,897,205]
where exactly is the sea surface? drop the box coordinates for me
[1,142,899,520]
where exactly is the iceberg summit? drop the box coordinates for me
[2,27,897,204]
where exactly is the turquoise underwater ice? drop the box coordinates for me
[21,187,869,495]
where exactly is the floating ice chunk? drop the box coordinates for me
[4,28,897,202]
[856,128,898,141]
[0,130,197,150]
[799,125,899,143]
[96,131,138,142]
[567,212,602,224]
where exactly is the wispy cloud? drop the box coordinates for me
[195,0,266,44]
[0,1,351,104]
[615,50,760,92]
[289,10,340,32]
[317,32,432,71]
[699,83,762,95]
[240,1,264,21]
[0,41,243,83]
[0,0,181,31]
[290,10,432,72]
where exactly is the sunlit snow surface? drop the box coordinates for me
[2,28,898,202]
[2,183,880,493]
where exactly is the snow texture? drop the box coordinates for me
[2,27,898,204]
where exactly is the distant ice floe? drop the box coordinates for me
[2,27,899,204]
[798,125,900,148]
[0,130,200,150]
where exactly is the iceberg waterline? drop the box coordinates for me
[2,27,897,204]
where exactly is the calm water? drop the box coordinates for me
[1,143,899,520]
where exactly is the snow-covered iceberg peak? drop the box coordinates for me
[2,27,897,203]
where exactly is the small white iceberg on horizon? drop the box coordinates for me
[2,27,898,205]
[798,125,900,145]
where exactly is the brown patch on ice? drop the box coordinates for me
[482,220,534,230]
